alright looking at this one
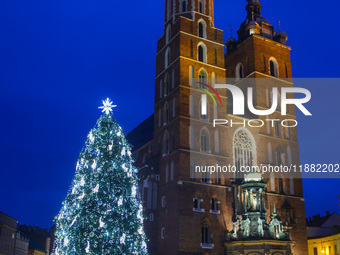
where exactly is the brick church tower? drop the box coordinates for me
[126,0,308,254]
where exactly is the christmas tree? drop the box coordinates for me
[53,99,148,255]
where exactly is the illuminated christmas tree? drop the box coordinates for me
[53,99,148,255]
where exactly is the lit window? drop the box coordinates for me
[269,58,279,77]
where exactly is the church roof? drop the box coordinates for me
[126,114,154,151]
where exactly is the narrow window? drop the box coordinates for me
[200,129,210,152]
[161,228,165,239]
[165,47,171,68]
[190,40,193,58]
[199,0,204,14]
[193,197,204,212]
[163,102,169,125]
[198,21,206,38]
[166,25,171,44]
[182,1,187,12]
[279,178,284,194]
[198,45,204,62]
[202,222,210,244]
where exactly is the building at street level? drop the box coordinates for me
[127,0,308,254]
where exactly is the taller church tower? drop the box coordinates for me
[127,0,308,254]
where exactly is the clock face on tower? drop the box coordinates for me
[250,28,256,35]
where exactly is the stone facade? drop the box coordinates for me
[127,0,308,254]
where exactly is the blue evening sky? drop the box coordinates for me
[0,0,339,228]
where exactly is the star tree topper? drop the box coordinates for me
[98,98,117,115]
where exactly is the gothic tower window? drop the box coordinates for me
[182,0,187,12]
[269,57,279,77]
[166,24,171,44]
[200,128,210,152]
[236,63,244,81]
[279,178,284,194]
[198,20,206,38]
[163,102,169,125]
[163,130,169,155]
[189,65,194,86]
[198,43,207,63]
[199,68,207,88]
[164,73,170,96]
[199,0,205,14]
[170,160,174,181]
[189,95,194,116]
[165,47,171,68]
[233,129,255,179]
[201,222,211,245]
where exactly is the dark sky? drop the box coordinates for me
[0,0,339,229]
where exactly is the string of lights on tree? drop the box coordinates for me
[53,98,148,255]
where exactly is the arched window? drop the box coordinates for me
[202,222,211,244]
[212,72,217,86]
[182,0,187,12]
[198,20,206,38]
[190,161,196,180]
[159,80,163,99]
[163,102,169,125]
[213,103,218,119]
[199,0,205,14]
[200,128,210,152]
[287,146,292,165]
[163,131,169,155]
[164,73,170,97]
[142,153,147,164]
[211,197,220,212]
[214,130,220,153]
[166,0,171,19]
[268,142,273,164]
[189,126,195,149]
[270,173,275,192]
[170,161,174,181]
[233,129,255,179]
[198,43,207,63]
[172,97,176,118]
[189,65,194,86]
[279,178,284,194]
[166,24,171,44]
[276,146,284,165]
[158,108,161,127]
[165,47,171,68]
[275,120,282,138]
[171,69,175,89]
[269,58,279,77]
[172,130,175,150]
[189,95,194,116]
[236,63,244,81]
[165,164,169,183]
[199,68,207,88]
